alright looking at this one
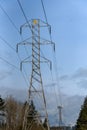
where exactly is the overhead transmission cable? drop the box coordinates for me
[0,35,15,51]
[41,0,61,122]
[41,0,52,41]
[0,56,19,70]
[0,2,29,55]
[41,0,62,106]
[17,0,32,33]
[0,2,29,84]
[0,3,20,34]
[0,35,29,87]
[0,56,29,87]
[0,56,28,85]
[41,0,48,25]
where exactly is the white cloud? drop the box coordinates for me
[59,67,87,96]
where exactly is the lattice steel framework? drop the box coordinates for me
[16,19,55,130]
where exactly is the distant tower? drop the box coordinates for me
[17,19,54,130]
[58,106,63,127]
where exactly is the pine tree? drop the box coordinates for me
[76,96,87,130]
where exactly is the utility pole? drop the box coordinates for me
[16,19,55,130]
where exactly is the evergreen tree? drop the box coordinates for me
[76,96,87,130]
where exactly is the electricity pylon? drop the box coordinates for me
[58,105,65,128]
[16,19,55,130]
[58,106,63,126]
[0,96,6,126]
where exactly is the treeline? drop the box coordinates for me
[4,95,87,130]
[0,96,26,130]
[0,96,48,130]
[76,96,87,130]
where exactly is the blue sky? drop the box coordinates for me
[0,0,87,96]
[0,0,87,125]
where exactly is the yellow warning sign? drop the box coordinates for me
[33,19,38,25]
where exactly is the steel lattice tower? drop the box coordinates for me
[17,19,55,130]
[58,106,63,126]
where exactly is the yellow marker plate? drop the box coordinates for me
[33,19,38,25]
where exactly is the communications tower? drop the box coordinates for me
[17,19,55,130]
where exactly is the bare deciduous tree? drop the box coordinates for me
[5,96,24,130]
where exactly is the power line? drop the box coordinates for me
[0,35,15,51]
[0,56,29,86]
[53,52,62,106]
[0,2,29,56]
[20,71,29,87]
[0,56,19,70]
[0,3,20,34]
[41,0,52,41]
[0,1,30,81]
[41,0,48,25]
[0,35,29,86]
[0,2,29,86]
[41,0,62,106]
[0,34,27,66]
[17,0,32,33]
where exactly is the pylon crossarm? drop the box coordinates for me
[20,56,32,71]
[39,19,51,27]
[20,19,51,35]
[39,37,55,51]
[40,56,52,70]
[16,42,32,52]
[16,38,32,52]
[34,35,55,45]
[20,20,32,34]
